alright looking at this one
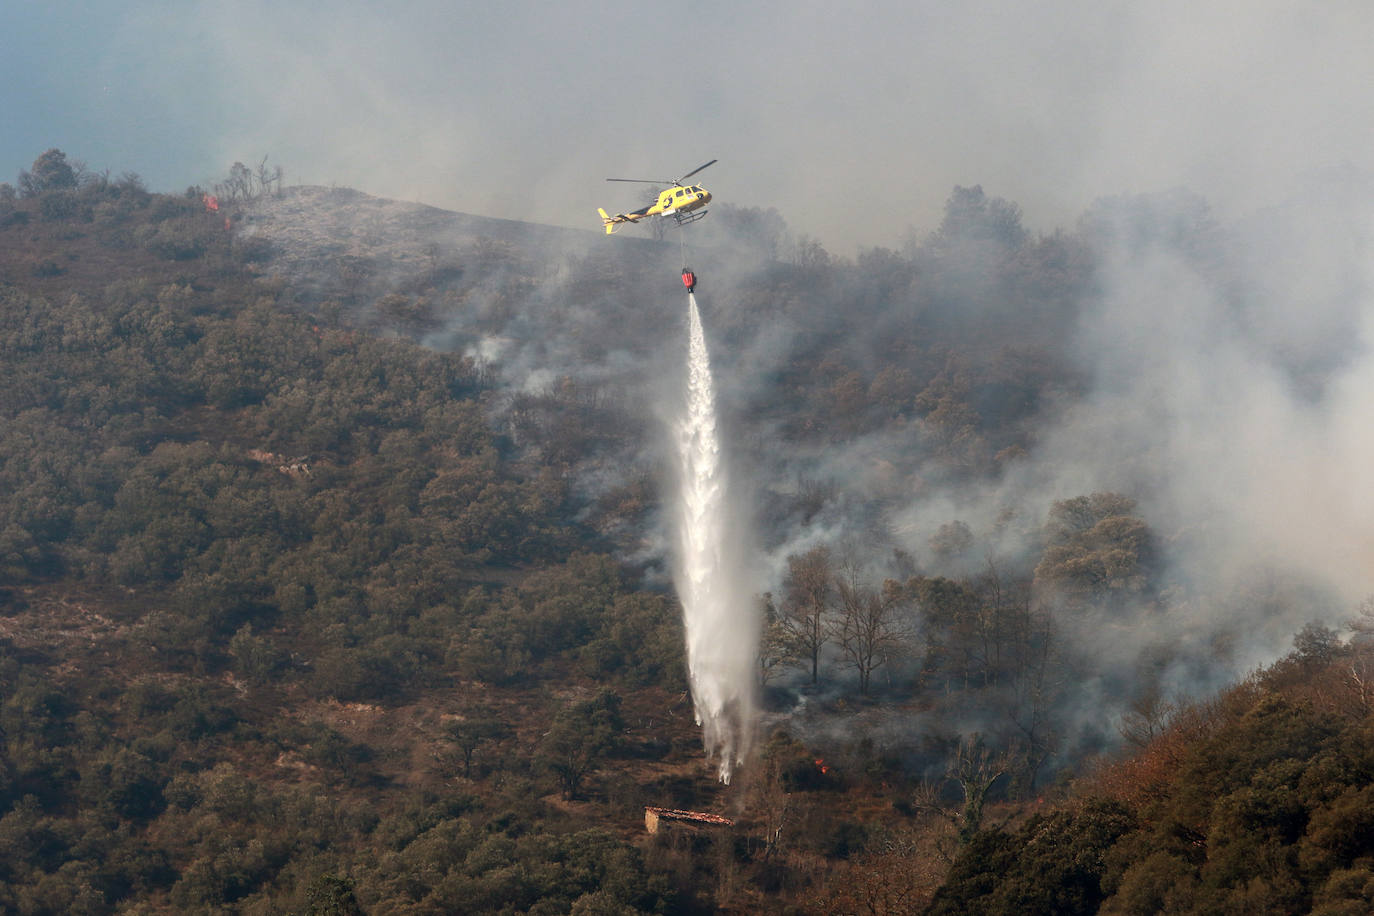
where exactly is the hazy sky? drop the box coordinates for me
[6,1,1374,251]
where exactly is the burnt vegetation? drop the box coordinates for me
[1,149,1370,913]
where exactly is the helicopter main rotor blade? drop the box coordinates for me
[675,159,717,183]
[607,160,717,185]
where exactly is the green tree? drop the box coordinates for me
[930,184,1028,252]
[18,149,78,196]
[304,873,363,915]
[445,708,509,779]
[915,366,989,473]
[538,690,624,800]
[1293,621,1342,669]
[928,798,1135,916]
[1034,493,1155,612]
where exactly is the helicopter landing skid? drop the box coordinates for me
[673,210,708,227]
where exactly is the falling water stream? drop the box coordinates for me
[674,293,757,783]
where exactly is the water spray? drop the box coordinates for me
[673,290,758,784]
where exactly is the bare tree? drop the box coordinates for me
[1118,683,1179,749]
[950,734,1008,844]
[832,556,911,695]
[255,155,284,197]
[214,157,283,202]
[779,546,834,685]
[967,555,1036,688]
[911,575,981,691]
[1348,595,1374,644]
[911,734,1012,854]
[816,827,941,915]
[1007,607,1061,792]
[641,187,669,241]
[1342,652,1374,720]
[756,593,793,686]
[215,161,253,202]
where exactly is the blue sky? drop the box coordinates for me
[6,1,1374,250]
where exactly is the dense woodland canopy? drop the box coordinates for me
[1,149,1372,913]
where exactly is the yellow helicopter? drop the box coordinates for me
[598,160,715,234]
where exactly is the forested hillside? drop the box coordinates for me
[3,149,1373,913]
[0,155,698,914]
[927,632,1374,915]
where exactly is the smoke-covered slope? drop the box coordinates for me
[8,158,1374,910]
[238,175,1374,773]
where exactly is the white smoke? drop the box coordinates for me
[673,293,759,783]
